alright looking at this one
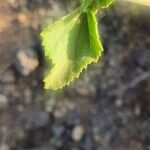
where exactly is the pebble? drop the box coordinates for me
[76,87,90,97]
[71,125,85,142]
[0,94,9,109]
[17,12,29,26]
[115,99,123,107]
[15,48,39,76]
[134,103,141,116]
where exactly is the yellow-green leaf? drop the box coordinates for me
[98,0,115,8]
[41,9,103,90]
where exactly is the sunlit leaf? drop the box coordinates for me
[98,0,115,8]
[41,9,103,90]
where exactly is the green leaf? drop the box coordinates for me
[41,9,103,90]
[80,0,95,10]
[98,0,115,8]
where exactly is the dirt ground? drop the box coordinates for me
[0,0,150,150]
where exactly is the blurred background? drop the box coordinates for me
[0,0,150,150]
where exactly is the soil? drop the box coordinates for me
[0,0,150,150]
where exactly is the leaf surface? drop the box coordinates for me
[41,9,103,90]
[98,0,115,8]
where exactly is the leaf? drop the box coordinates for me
[98,0,115,8]
[80,0,95,9]
[41,9,103,90]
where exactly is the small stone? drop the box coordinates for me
[0,94,9,109]
[71,125,85,142]
[15,48,39,76]
[17,13,29,26]
[134,104,141,116]
[115,99,123,107]
[76,87,90,97]
[8,0,16,5]
[8,0,27,8]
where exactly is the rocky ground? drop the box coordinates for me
[0,0,150,150]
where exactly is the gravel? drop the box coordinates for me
[15,48,39,76]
